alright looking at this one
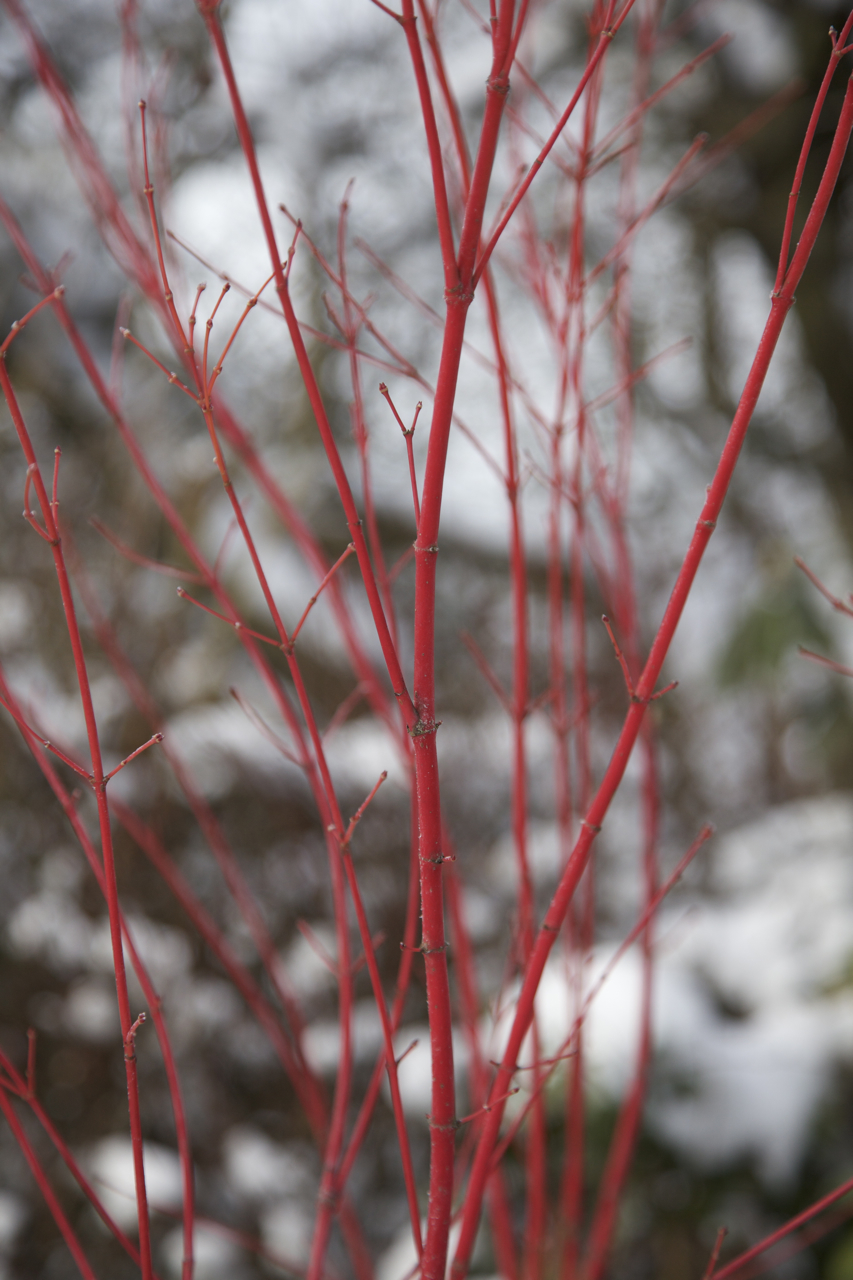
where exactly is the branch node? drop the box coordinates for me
[124,1011,147,1062]
[409,717,441,738]
[426,1115,460,1132]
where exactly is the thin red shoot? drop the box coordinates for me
[602,614,635,698]
[41,740,93,781]
[176,586,280,647]
[474,2,639,286]
[120,328,198,400]
[0,1089,99,1280]
[201,281,231,391]
[26,1029,36,1099]
[342,771,388,846]
[188,281,207,355]
[0,287,64,354]
[229,688,304,769]
[380,383,422,526]
[138,98,187,348]
[458,1089,521,1126]
[711,1174,853,1280]
[460,631,512,715]
[702,1228,728,1280]
[795,555,853,616]
[289,543,357,649]
[798,648,853,678]
[90,517,206,583]
[23,466,55,544]
[103,732,164,785]
[296,920,339,977]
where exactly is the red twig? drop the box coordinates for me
[451,57,853,1279]
[795,555,853,617]
[199,3,416,739]
[380,383,422,527]
[711,1175,853,1279]
[474,0,638,285]
[0,666,194,1277]
[799,647,853,678]
[773,15,853,294]
[0,361,156,1280]
[103,733,163,784]
[290,543,357,650]
[0,1088,99,1280]
[90,517,206,583]
[702,1228,728,1280]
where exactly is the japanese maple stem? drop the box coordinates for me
[410,1,520,1264]
[0,362,155,1280]
[445,867,519,1280]
[558,55,602,1266]
[579,13,665,1267]
[0,25,401,756]
[336,796,422,1189]
[0,1088,99,1280]
[0,1041,143,1267]
[400,0,459,291]
[451,65,853,1280]
[200,4,415,730]
[341,846,424,1257]
[773,12,853,293]
[44,240,364,1277]
[711,1168,853,1279]
[580,724,658,1280]
[66,527,330,1125]
[0,660,197,1273]
[4,244,372,1275]
[481,268,541,1273]
[523,1025,548,1280]
[474,0,637,285]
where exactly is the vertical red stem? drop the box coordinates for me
[452,66,853,1280]
[0,1088,99,1280]
[0,362,155,1280]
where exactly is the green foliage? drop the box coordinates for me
[717,577,831,688]
[826,1229,853,1280]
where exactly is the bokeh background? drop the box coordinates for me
[2,1,853,1277]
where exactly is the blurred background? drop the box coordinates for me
[2,0,853,1277]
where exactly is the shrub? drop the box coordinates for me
[1,2,852,1278]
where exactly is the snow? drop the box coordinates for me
[503,795,853,1185]
[701,1,798,94]
[161,1223,241,1280]
[223,1126,313,1202]
[83,1137,183,1231]
[259,1199,314,1269]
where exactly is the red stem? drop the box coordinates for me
[473,0,638,286]
[451,64,853,1280]
[580,727,658,1280]
[0,667,189,1276]
[445,867,519,1280]
[340,838,424,1258]
[400,0,460,291]
[711,1172,853,1280]
[0,1087,99,1280]
[0,361,155,1280]
[199,4,416,731]
[4,251,373,1280]
[0,1040,144,1268]
[773,13,853,294]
